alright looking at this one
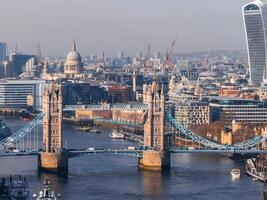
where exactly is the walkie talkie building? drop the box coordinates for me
[243,0,267,86]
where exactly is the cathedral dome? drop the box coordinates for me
[66,50,81,63]
[64,40,83,75]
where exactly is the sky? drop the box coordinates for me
[0,0,251,56]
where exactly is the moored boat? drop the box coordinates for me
[91,127,100,134]
[245,158,267,182]
[8,175,30,200]
[77,119,91,132]
[78,126,90,132]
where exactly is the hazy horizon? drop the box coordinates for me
[0,0,251,57]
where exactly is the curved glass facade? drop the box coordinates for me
[243,1,267,86]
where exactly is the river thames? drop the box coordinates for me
[0,117,265,200]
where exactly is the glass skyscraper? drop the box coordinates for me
[243,0,267,86]
[0,42,6,62]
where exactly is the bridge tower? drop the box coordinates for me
[38,80,68,174]
[139,74,171,170]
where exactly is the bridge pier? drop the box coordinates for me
[139,151,170,171]
[38,152,68,175]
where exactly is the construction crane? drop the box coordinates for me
[164,38,177,67]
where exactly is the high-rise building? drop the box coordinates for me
[117,51,124,59]
[0,43,7,62]
[9,53,35,77]
[243,0,267,86]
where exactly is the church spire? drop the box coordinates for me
[50,75,55,93]
[72,39,76,51]
[151,69,157,93]
[43,59,48,74]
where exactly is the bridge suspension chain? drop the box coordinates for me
[0,113,44,153]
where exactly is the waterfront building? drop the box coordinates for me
[62,82,107,105]
[242,0,267,85]
[174,100,210,128]
[209,96,267,124]
[107,85,131,103]
[112,109,144,124]
[0,42,7,62]
[0,79,47,111]
[64,40,83,77]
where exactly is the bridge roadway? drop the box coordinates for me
[170,148,267,154]
[1,148,267,158]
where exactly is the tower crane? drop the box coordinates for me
[164,38,177,68]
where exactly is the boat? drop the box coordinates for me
[8,175,30,200]
[78,126,90,132]
[77,119,91,132]
[110,130,124,139]
[231,168,241,180]
[33,180,60,200]
[91,127,100,134]
[245,158,267,182]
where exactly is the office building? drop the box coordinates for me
[243,0,267,85]
[0,79,47,111]
[62,82,107,105]
[175,100,210,128]
[0,43,7,62]
[108,85,131,103]
[9,53,35,77]
[209,96,267,124]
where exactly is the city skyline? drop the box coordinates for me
[0,0,251,56]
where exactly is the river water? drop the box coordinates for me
[0,117,265,200]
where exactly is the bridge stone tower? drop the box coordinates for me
[139,75,170,170]
[38,81,68,174]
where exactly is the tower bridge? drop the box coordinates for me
[0,79,267,174]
